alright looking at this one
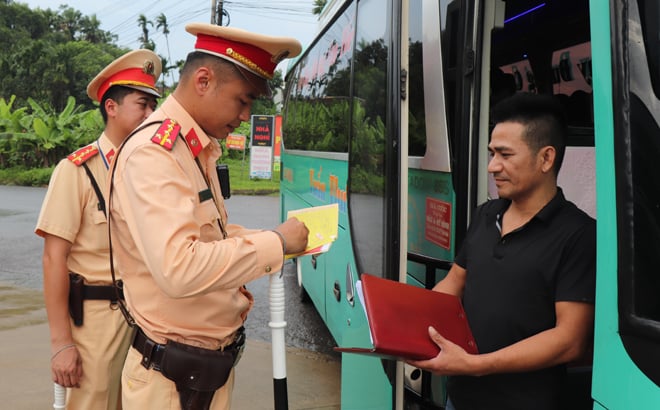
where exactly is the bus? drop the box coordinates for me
[279,0,660,408]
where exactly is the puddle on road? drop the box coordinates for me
[0,284,46,330]
[0,209,23,217]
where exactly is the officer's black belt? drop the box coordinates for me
[83,282,124,301]
[132,326,246,372]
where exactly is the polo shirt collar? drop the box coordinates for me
[490,187,567,225]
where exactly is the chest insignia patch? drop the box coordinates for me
[151,119,180,151]
[67,145,99,166]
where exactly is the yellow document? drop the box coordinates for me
[286,203,339,259]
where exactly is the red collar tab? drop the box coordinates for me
[184,128,204,158]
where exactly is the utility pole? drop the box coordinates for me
[211,0,216,24]
[211,0,224,25]
[218,0,224,25]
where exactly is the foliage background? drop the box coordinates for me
[0,2,283,191]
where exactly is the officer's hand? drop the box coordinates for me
[51,344,83,388]
[275,218,309,254]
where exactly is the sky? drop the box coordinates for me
[20,0,321,82]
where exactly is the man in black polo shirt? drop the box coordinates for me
[408,92,595,410]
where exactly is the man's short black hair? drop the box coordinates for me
[180,51,241,83]
[99,85,137,124]
[491,92,568,175]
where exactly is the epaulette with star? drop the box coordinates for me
[67,145,99,166]
[151,119,180,151]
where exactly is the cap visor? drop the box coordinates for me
[124,84,161,98]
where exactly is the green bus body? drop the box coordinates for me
[280,0,660,408]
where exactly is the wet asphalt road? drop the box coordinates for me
[0,185,338,357]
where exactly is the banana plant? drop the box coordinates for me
[0,95,32,168]
[26,95,82,167]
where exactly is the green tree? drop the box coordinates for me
[137,14,155,50]
[56,6,82,41]
[312,0,328,15]
[0,2,125,110]
[156,13,174,86]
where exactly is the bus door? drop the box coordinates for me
[592,0,660,408]
[402,0,598,407]
[484,0,596,408]
[400,0,478,407]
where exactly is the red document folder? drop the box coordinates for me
[334,273,478,360]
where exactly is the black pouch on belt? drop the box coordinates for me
[68,273,85,326]
[160,340,235,410]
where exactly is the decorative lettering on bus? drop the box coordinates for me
[409,175,450,194]
[329,174,348,212]
[309,168,327,200]
[309,168,347,212]
[283,167,293,183]
[425,197,451,250]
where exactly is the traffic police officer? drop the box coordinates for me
[108,24,308,409]
[36,49,161,409]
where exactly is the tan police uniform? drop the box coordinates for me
[37,134,130,409]
[109,24,301,410]
[35,49,161,410]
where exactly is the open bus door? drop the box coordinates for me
[402,0,597,407]
[397,0,478,407]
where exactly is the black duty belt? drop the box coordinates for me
[132,326,246,372]
[83,282,124,301]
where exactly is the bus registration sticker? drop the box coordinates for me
[425,198,451,250]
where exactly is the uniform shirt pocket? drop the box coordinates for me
[194,199,222,241]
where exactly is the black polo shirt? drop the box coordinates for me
[447,188,596,410]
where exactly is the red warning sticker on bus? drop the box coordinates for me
[425,198,451,250]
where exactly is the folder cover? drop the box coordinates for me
[334,273,478,360]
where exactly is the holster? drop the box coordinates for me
[161,340,235,409]
[133,326,245,410]
[68,272,124,327]
[68,273,85,326]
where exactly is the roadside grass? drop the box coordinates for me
[0,157,280,195]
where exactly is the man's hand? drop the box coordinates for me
[406,326,477,376]
[275,218,309,254]
[51,344,83,388]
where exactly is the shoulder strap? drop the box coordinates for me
[81,162,106,217]
[108,119,164,327]
[67,145,99,166]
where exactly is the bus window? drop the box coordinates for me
[408,0,450,157]
[488,0,595,218]
[281,2,355,153]
[348,0,388,279]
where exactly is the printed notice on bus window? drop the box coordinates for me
[286,203,339,259]
[425,198,451,250]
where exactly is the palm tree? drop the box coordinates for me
[312,0,327,15]
[137,14,155,50]
[58,6,82,41]
[155,13,173,86]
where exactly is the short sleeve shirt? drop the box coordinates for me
[35,134,117,284]
[448,188,596,410]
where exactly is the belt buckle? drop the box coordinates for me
[140,336,157,370]
[151,344,164,371]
